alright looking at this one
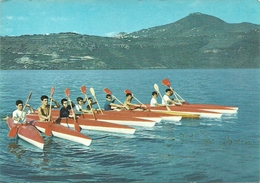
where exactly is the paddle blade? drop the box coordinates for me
[8,126,18,138]
[161,78,171,87]
[154,84,159,92]
[89,88,95,97]
[81,85,87,94]
[103,88,112,94]
[124,89,132,94]
[50,87,55,97]
[65,88,70,97]
[45,124,52,136]
[74,121,81,132]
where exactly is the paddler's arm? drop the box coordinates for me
[26,104,34,113]
[70,101,75,108]
[126,101,144,109]
[51,98,60,108]
[168,99,182,106]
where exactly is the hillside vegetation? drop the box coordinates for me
[1,13,259,70]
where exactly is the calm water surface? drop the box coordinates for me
[0,69,259,182]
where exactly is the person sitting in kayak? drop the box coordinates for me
[75,97,89,114]
[162,89,182,106]
[60,98,76,118]
[150,91,166,107]
[86,97,98,111]
[124,93,147,110]
[104,94,124,110]
[38,95,60,121]
[12,100,34,124]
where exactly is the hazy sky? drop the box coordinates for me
[1,0,259,37]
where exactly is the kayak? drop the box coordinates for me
[56,117,136,134]
[181,103,238,114]
[32,121,92,146]
[27,113,139,132]
[31,111,157,127]
[147,106,222,118]
[5,117,44,149]
[48,109,181,123]
[100,110,183,122]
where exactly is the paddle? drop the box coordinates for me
[80,85,97,119]
[89,87,103,114]
[9,91,33,138]
[103,88,124,105]
[153,84,171,111]
[65,88,81,132]
[8,124,19,138]
[161,78,187,104]
[45,87,55,136]
[18,91,32,120]
[48,87,55,121]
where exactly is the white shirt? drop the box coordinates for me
[162,95,171,105]
[150,98,157,107]
[12,109,27,124]
[75,104,83,114]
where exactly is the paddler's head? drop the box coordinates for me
[40,95,49,105]
[165,89,173,96]
[15,100,23,111]
[152,91,158,97]
[61,98,68,108]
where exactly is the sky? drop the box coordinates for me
[1,0,259,37]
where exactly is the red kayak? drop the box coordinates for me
[46,109,182,124]
[56,117,136,134]
[146,105,222,118]
[5,117,44,149]
[27,113,137,134]
[100,110,183,122]
[32,110,157,127]
[32,121,92,146]
[180,103,238,114]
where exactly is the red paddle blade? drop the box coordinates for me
[161,78,171,87]
[45,124,52,136]
[50,87,55,97]
[65,88,70,97]
[124,89,132,94]
[8,126,18,138]
[81,85,87,94]
[74,121,81,132]
[103,88,112,94]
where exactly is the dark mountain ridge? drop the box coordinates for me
[1,13,259,70]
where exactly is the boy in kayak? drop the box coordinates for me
[104,94,124,110]
[162,89,182,106]
[124,93,147,110]
[75,97,89,114]
[38,95,60,121]
[86,97,97,111]
[150,91,166,107]
[13,100,34,124]
[60,98,76,118]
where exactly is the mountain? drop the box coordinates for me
[1,13,259,70]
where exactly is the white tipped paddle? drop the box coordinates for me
[89,87,103,114]
[154,84,171,111]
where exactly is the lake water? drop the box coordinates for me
[0,69,259,182]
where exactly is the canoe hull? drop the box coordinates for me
[57,117,136,134]
[6,117,44,149]
[33,121,92,146]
